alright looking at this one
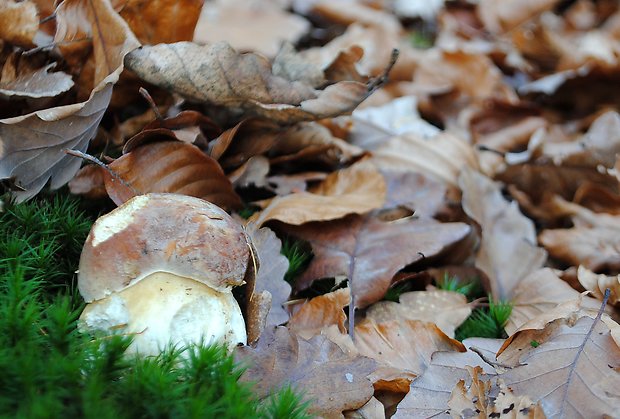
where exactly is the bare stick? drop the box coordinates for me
[139,87,163,120]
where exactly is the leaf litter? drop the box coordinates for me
[1,0,620,417]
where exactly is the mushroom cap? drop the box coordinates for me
[78,193,249,302]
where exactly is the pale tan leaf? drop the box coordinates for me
[0,64,73,100]
[460,168,547,300]
[577,265,620,306]
[508,268,602,335]
[104,141,241,210]
[236,326,376,418]
[477,0,560,34]
[366,290,471,338]
[0,0,38,47]
[194,0,310,57]
[344,396,385,419]
[0,0,140,202]
[253,160,386,226]
[498,313,620,418]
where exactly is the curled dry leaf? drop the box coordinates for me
[477,0,560,33]
[508,268,602,335]
[253,160,386,226]
[393,350,496,418]
[288,288,350,339]
[577,265,620,306]
[194,0,310,57]
[0,0,140,202]
[236,326,376,418]
[0,63,74,100]
[355,319,466,393]
[366,290,471,338]
[104,141,241,210]
[125,41,390,124]
[498,310,620,418]
[68,164,107,199]
[287,214,470,309]
[244,223,291,333]
[460,168,547,300]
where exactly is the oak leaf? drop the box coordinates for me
[236,326,376,418]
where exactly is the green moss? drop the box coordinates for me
[436,273,477,297]
[0,195,310,418]
[455,297,513,341]
[281,238,312,285]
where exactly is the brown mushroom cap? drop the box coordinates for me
[78,193,249,302]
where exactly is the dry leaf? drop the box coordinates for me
[288,288,350,339]
[0,0,38,47]
[104,141,241,210]
[344,396,385,419]
[577,265,620,305]
[366,290,471,338]
[236,326,376,418]
[508,268,602,335]
[381,170,447,217]
[393,350,496,418]
[460,168,547,300]
[0,0,140,201]
[125,41,389,124]
[287,214,470,309]
[355,319,466,391]
[194,0,310,57]
[477,0,560,33]
[0,63,74,100]
[245,224,291,329]
[372,132,478,187]
[68,164,107,199]
[253,160,386,226]
[498,312,620,418]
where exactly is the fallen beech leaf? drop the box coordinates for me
[393,350,496,418]
[228,156,269,189]
[125,41,389,123]
[287,214,470,309]
[355,320,465,391]
[288,288,350,339]
[508,268,602,335]
[381,170,447,217]
[578,265,620,305]
[0,64,74,100]
[253,160,386,226]
[498,311,620,418]
[366,290,471,338]
[0,0,38,47]
[372,132,478,187]
[68,164,107,199]
[104,141,241,210]
[0,0,140,201]
[245,224,291,329]
[236,326,376,418]
[344,396,385,419]
[460,168,547,300]
[194,0,310,57]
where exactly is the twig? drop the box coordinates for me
[63,149,140,195]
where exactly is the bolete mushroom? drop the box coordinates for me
[78,193,249,355]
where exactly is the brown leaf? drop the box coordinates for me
[0,0,140,201]
[393,350,497,418]
[68,164,107,199]
[194,0,310,58]
[381,170,447,217]
[125,41,389,123]
[287,214,470,309]
[498,312,620,418]
[119,0,203,44]
[253,160,386,226]
[236,326,376,418]
[245,224,291,329]
[355,320,466,391]
[288,288,350,339]
[477,0,560,33]
[105,141,241,210]
[0,0,38,47]
[0,63,73,100]
[460,168,547,300]
[366,290,471,338]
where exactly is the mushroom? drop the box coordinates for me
[78,193,249,355]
